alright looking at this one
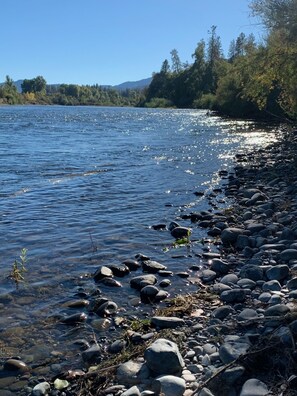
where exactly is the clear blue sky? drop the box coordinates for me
[1,0,264,86]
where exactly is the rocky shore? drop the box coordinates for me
[3,127,297,396]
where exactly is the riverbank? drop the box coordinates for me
[3,124,297,396]
[68,126,297,396]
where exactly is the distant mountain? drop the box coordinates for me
[1,77,152,92]
[112,77,152,91]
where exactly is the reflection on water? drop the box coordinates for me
[0,106,278,379]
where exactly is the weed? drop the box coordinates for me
[9,248,28,286]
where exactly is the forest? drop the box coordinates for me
[0,0,296,121]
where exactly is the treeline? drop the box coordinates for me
[143,0,297,121]
[0,76,144,107]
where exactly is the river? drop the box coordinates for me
[0,105,277,380]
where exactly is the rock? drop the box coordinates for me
[171,226,191,239]
[3,359,29,373]
[93,266,113,281]
[220,365,245,384]
[152,375,186,396]
[279,249,297,262]
[95,301,118,316]
[287,277,297,291]
[61,312,88,325]
[221,228,247,245]
[210,258,230,274]
[130,274,157,290]
[100,278,122,287]
[144,338,184,375]
[266,264,290,281]
[159,279,171,288]
[108,264,130,277]
[116,360,150,386]
[264,303,290,317]
[237,278,256,289]
[142,260,167,273]
[81,344,101,363]
[262,280,281,291]
[237,308,259,322]
[65,299,89,308]
[201,269,217,283]
[239,378,269,396]
[246,223,266,234]
[154,290,169,301]
[53,379,69,390]
[212,305,233,320]
[168,221,180,231]
[219,336,251,364]
[151,317,185,329]
[239,265,264,281]
[220,273,239,285]
[108,339,127,354]
[140,285,160,302]
[198,388,215,396]
[32,382,51,396]
[152,224,167,230]
[122,259,141,271]
[220,289,246,303]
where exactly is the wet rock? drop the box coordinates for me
[3,358,29,373]
[237,308,260,322]
[239,378,269,396]
[122,259,141,271]
[108,264,130,277]
[61,312,88,325]
[93,266,113,282]
[210,258,230,274]
[171,226,191,239]
[64,299,90,308]
[100,278,122,287]
[142,260,167,273]
[152,223,167,230]
[91,318,111,331]
[159,279,171,288]
[95,301,118,316]
[264,303,290,317]
[135,253,151,261]
[237,278,257,289]
[212,305,233,320]
[220,365,245,385]
[246,223,266,234]
[140,285,159,302]
[220,273,239,285]
[154,290,169,301]
[81,344,101,363]
[287,277,297,291]
[201,269,217,283]
[168,221,180,231]
[144,338,185,375]
[152,375,186,396]
[151,316,185,329]
[130,274,157,290]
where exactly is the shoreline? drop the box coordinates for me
[3,126,297,395]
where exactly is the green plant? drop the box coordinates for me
[10,248,28,285]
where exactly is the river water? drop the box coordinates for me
[0,106,277,379]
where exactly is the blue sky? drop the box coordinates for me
[1,0,264,86]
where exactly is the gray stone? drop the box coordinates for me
[246,223,266,234]
[198,388,215,396]
[221,228,247,244]
[237,278,257,289]
[130,274,157,290]
[237,308,259,322]
[220,273,239,285]
[201,269,217,282]
[142,260,167,273]
[219,337,251,364]
[151,316,185,329]
[93,265,113,281]
[212,305,233,320]
[3,359,29,373]
[258,292,271,302]
[212,283,231,293]
[262,280,281,291]
[144,338,184,375]
[116,360,150,385]
[279,249,297,262]
[140,285,159,300]
[81,344,101,363]
[240,378,269,396]
[32,382,51,396]
[221,365,245,384]
[264,303,290,317]
[220,289,246,303]
[210,258,230,274]
[108,339,126,354]
[239,264,264,281]
[236,234,251,250]
[152,375,186,396]
[266,265,289,281]
[121,385,141,396]
[287,277,297,291]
